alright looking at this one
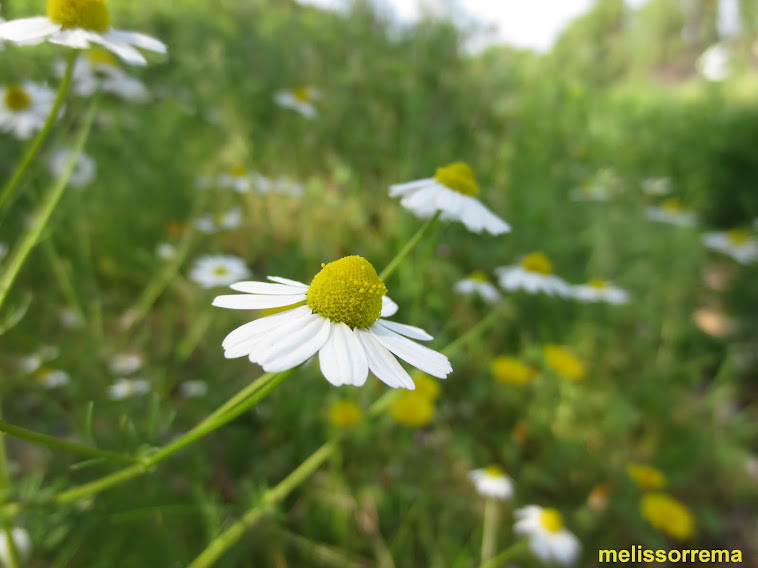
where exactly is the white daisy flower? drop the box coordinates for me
[48,148,96,187]
[0,82,55,139]
[108,378,151,400]
[468,465,514,500]
[389,162,510,235]
[514,505,581,566]
[35,368,71,389]
[645,198,697,227]
[213,255,452,389]
[0,527,32,568]
[571,279,630,304]
[454,271,501,304]
[569,183,612,201]
[697,42,729,81]
[193,208,244,235]
[641,177,672,196]
[190,254,251,289]
[702,229,758,264]
[0,0,166,67]
[179,380,208,398]
[57,50,148,100]
[108,352,144,376]
[274,86,320,119]
[495,252,571,296]
[217,167,257,193]
[18,345,60,374]
[156,242,176,260]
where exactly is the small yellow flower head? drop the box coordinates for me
[520,252,553,275]
[292,86,312,102]
[661,198,682,213]
[588,279,608,290]
[412,373,441,400]
[640,492,696,540]
[48,0,111,32]
[87,48,118,67]
[306,256,387,329]
[230,165,247,177]
[490,356,536,386]
[539,508,565,534]
[627,463,667,490]
[726,228,750,245]
[468,270,490,283]
[544,344,586,381]
[329,400,363,428]
[4,86,31,111]
[434,162,480,196]
[390,391,435,427]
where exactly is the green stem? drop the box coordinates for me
[477,539,529,568]
[0,399,20,568]
[186,441,338,568]
[2,525,20,568]
[378,211,441,282]
[0,99,97,312]
[0,421,139,465]
[0,50,77,212]
[480,498,499,563]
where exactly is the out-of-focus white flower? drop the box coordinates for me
[702,229,758,264]
[571,279,630,304]
[390,162,510,235]
[179,380,208,398]
[641,177,672,196]
[697,42,729,81]
[468,466,514,500]
[217,167,257,193]
[108,378,151,400]
[514,505,581,566]
[269,176,305,196]
[48,148,96,187]
[35,368,71,389]
[59,308,83,329]
[569,183,612,201]
[57,50,149,100]
[156,242,177,260]
[18,346,60,374]
[193,208,244,234]
[189,254,251,288]
[495,252,571,296]
[454,271,501,304]
[645,198,697,227]
[274,86,320,119]
[108,352,144,376]
[0,527,32,567]
[0,82,55,139]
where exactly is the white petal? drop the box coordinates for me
[222,307,311,353]
[104,29,167,53]
[388,178,434,197]
[319,323,369,386]
[369,325,451,379]
[380,295,398,317]
[256,314,331,372]
[375,319,433,341]
[212,293,306,310]
[354,329,415,389]
[48,28,98,49]
[229,281,308,295]
[267,276,309,288]
[0,17,59,44]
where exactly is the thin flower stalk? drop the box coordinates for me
[378,210,441,281]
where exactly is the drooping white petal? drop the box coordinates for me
[380,295,398,317]
[222,306,310,353]
[0,17,59,44]
[229,281,308,295]
[212,293,306,310]
[256,314,330,372]
[374,319,433,341]
[48,28,95,49]
[267,276,309,288]
[354,329,415,389]
[368,325,451,379]
[103,29,167,53]
[388,178,434,197]
[319,323,369,386]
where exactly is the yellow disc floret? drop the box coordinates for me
[4,86,31,111]
[588,279,608,289]
[469,270,490,283]
[539,508,565,534]
[213,266,229,276]
[484,465,505,478]
[293,86,312,102]
[434,162,480,196]
[727,228,750,245]
[306,256,387,329]
[48,0,111,32]
[520,252,553,275]
[661,198,682,213]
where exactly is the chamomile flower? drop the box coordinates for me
[213,255,452,389]
[58,50,148,100]
[390,390,436,427]
[389,162,510,235]
[544,344,586,382]
[193,208,244,234]
[156,242,176,260]
[274,86,320,119]
[702,229,758,264]
[217,167,258,193]
[108,352,143,375]
[571,279,629,304]
[697,42,729,81]
[454,271,501,304]
[0,0,167,66]
[0,82,55,139]
[0,527,31,567]
[468,466,514,500]
[178,380,208,398]
[514,506,581,566]
[18,345,59,374]
[48,148,96,187]
[627,463,666,491]
[495,252,570,296]
[35,368,71,389]
[645,198,697,227]
[640,493,695,540]
[641,177,672,196]
[190,254,251,288]
[108,378,151,400]
[569,183,612,201]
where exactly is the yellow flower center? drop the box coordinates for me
[627,463,667,490]
[293,87,311,102]
[661,198,682,213]
[544,344,586,381]
[434,162,480,196]
[520,252,553,275]
[539,508,564,534]
[329,400,363,428]
[412,373,441,400]
[48,0,111,32]
[484,465,504,478]
[490,356,535,385]
[640,493,695,540]
[727,228,750,245]
[469,270,490,283]
[230,165,247,177]
[390,391,435,427]
[88,48,117,67]
[213,266,229,276]
[306,256,387,329]
[588,279,608,290]
[4,86,31,111]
